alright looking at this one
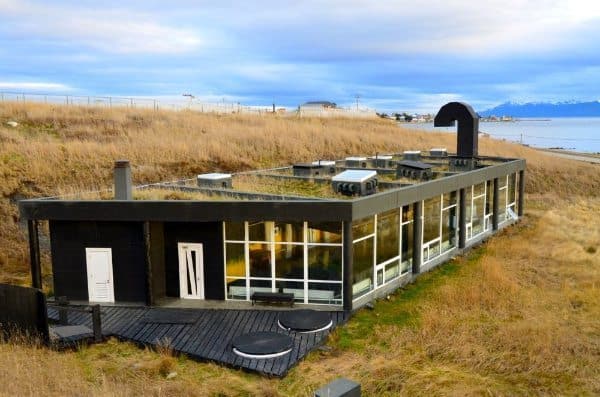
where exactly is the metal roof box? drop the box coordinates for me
[345,156,368,168]
[332,170,378,196]
[397,161,433,180]
[197,173,232,188]
[368,155,394,168]
[293,162,332,177]
[403,150,421,161]
[311,160,336,166]
[430,148,448,157]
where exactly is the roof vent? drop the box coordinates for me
[345,156,368,168]
[403,150,421,161]
[430,148,448,157]
[397,160,433,180]
[332,170,378,196]
[368,154,393,168]
[197,173,232,189]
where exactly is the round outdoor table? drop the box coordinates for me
[278,309,333,333]
[232,331,293,359]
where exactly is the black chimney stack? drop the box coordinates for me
[434,102,479,158]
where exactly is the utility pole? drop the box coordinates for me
[355,94,360,111]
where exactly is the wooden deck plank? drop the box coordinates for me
[46,304,345,377]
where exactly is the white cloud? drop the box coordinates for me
[0,0,203,54]
[0,81,72,91]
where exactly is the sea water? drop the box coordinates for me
[409,117,600,153]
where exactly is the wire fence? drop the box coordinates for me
[0,91,276,114]
[0,91,379,118]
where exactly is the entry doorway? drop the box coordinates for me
[86,247,115,303]
[178,243,205,299]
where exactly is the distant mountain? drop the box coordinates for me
[479,101,600,118]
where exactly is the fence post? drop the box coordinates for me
[91,305,102,342]
[58,296,69,325]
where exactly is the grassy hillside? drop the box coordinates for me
[0,102,599,396]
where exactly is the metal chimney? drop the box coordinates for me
[434,102,479,158]
[114,160,132,200]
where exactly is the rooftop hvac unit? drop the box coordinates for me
[396,160,433,180]
[403,150,421,161]
[197,173,232,188]
[430,148,448,157]
[345,156,368,168]
[368,155,394,168]
[332,170,378,197]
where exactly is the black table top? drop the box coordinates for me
[232,331,293,355]
[278,309,332,332]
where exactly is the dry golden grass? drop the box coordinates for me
[0,102,599,396]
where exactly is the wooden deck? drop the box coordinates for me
[47,306,348,377]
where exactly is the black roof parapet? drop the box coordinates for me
[434,102,480,158]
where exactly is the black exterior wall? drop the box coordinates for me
[49,221,147,302]
[163,222,224,300]
[148,222,166,303]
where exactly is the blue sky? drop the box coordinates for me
[1,0,599,112]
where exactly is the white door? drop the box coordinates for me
[178,243,205,299]
[86,248,115,303]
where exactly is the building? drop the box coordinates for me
[20,102,525,312]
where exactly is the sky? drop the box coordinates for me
[1,0,599,113]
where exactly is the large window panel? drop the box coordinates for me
[275,222,304,243]
[307,222,342,244]
[278,280,304,301]
[352,237,374,298]
[472,195,485,236]
[508,173,517,204]
[225,222,245,241]
[353,216,375,240]
[308,282,342,304]
[486,180,494,215]
[226,278,246,300]
[274,244,304,279]
[249,221,274,242]
[308,245,342,280]
[376,209,400,264]
[225,243,246,278]
[441,206,457,252]
[423,196,442,244]
[249,243,272,278]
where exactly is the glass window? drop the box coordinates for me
[353,216,374,240]
[441,206,457,252]
[486,180,494,215]
[472,196,485,236]
[249,243,271,277]
[308,245,342,280]
[308,282,342,304]
[498,184,507,222]
[249,278,272,295]
[508,173,516,204]
[352,237,374,298]
[278,280,304,301]
[473,182,486,197]
[274,244,304,279]
[402,204,413,223]
[401,221,413,269]
[443,191,457,208]
[249,221,273,242]
[307,222,342,244]
[226,278,246,300]
[376,209,400,264]
[225,222,245,241]
[423,196,441,244]
[225,243,246,277]
[274,222,303,243]
[385,260,400,281]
